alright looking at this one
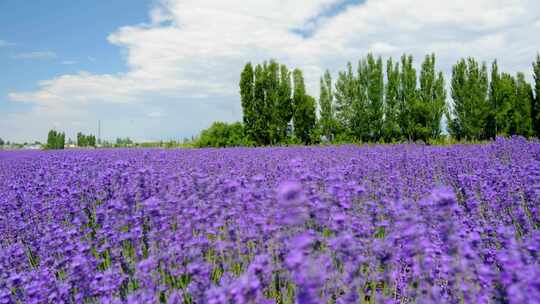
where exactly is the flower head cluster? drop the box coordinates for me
[1,137,539,303]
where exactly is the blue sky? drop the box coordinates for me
[1,0,539,143]
[0,0,151,141]
[0,0,151,94]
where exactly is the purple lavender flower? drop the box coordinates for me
[1,138,539,303]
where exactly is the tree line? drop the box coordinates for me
[44,130,99,149]
[76,132,97,147]
[449,58,539,140]
[46,130,65,149]
[239,61,317,145]
[219,53,540,147]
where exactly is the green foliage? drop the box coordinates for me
[253,64,268,145]
[115,137,133,147]
[0,138,4,146]
[236,54,538,147]
[399,54,418,141]
[353,58,370,141]
[448,58,489,140]
[240,60,294,146]
[334,62,358,139]
[240,63,256,142]
[264,61,280,144]
[366,54,384,142]
[418,54,447,140]
[496,73,517,136]
[383,58,401,142]
[46,130,65,150]
[513,73,534,136]
[333,55,385,142]
[487,60,501,139]
[77,132,96,147]
[292,69,317,144]
[277,64,294,142]
[533,54,540,137]
[196,122,249,148]
[319,70,336,141]
[488,65,534,138]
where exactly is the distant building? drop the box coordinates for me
[23,144,42,150]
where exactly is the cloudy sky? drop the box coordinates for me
[1,0,539,142]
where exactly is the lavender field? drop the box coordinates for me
[1,137,540,303]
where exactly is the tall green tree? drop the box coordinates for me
[533,54,540,137]
[496,73,517,136]
[47,130,54,149]
[366,54,384,142]
[487,60,501,138]
[414,54,435,141]
[421,54,447,140]
[319,70,336,141]
[77,132,84,147]
[253,64,269,145]
[277,64,293,142]
[265,60,281,144]
[240,60,295,145]
[448,58,489,140]
[77,132,97,147]
[512,72,533,136]
[240,63,255,142]
[47,130,65,149]
[352,58,370,141]
[59,132,65,149]
[293,69,316,144]
[416,54,447,141]
[488,62,533,138]
[334,62,357,138]
[383,58,401,142]
[398,54,418,141]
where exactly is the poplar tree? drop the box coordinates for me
[277,64,293,142]
[265,60,281,144]
[353,58,370,141]
[293,69,316,144]
[366,54,384,142]
[319,70,336,141]
[448,58,489,140]
[240,63,255,142]
[252,64,268,145]
[512,72,533,136]
[415,54,435,141]
[399,54,417,141]
[487,60,501,138]
[533,54,540,137]
[418,54,446,141]
[47,130,65,149]
[496,73,517,136]
[59,132,65,149]
[334,62,357,138]
[383,58,401,142]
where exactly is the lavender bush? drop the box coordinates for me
[1,137,539,303]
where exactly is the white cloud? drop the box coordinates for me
[13,51,57,59]
[5,0,540,141]
[61,60,77,65]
